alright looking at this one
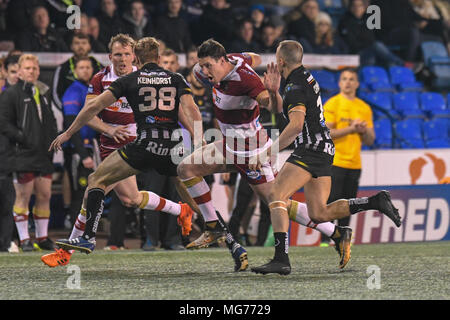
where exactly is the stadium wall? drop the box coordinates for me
[211,149,450,245]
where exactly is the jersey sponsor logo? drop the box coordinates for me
[87,85,93,94]
[246,169,262,180]
[146,115,156,124]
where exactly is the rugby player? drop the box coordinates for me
[251,40,401,275]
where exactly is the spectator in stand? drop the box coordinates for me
[123,0,154,40]
[286,0,320,53]
[61,57,97,227]
[311,12,348,54]
[0,0,14,43]
[0,54,57,252]
[88,16,108,53]
[96,0,127,50]
[196,0,235,47]
[65,13,107,53]
[52,33,103,111]
[160,48,180,72]
[249,4,267,44]
[410,0,450,54]
[259,23,281,53]
[180,45,199,76]
[1,55,20,92]
[339,0,405,67]
[269,15,287,42]
[155,0,193,53]
[15,5,68,52]
[229,19,261,53]
[371,0,423,62]
[6,0,45,36]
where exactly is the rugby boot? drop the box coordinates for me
[232,244,249,272]
[56,236,96,254]
[332,226,352,269]
[372,190,402,227]
[41,248,72,267]
[251,259,291,275]
[177,203,193,236]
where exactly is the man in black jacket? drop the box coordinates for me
[52,33,103,111]
[0,54,57,252]
[15,5,68,52]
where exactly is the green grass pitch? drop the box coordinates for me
[0,242,448,300]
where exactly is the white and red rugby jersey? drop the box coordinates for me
[194,53,270,157]
[87,65,137,154]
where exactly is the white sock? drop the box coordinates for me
[181,177,218,222]
[70,212,86,240]
[289,200,336,237]
[139,191,181,215]
[34,217,49,241]
[13,210,30,242]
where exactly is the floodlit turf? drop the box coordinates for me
[0,242,448,300]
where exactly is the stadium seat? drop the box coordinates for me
[311,70,339,95]
[395,119,425,148]
[420,92,449,118]
[361,66,394,92]
[421,41,450,89]
[373,118,393,149]
[393,92,425,118]
[423,118,449,141]
[389,66,423,91]
[426,139,450,148]
[365,92,397,120]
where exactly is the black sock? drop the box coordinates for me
[215,211,238,252]
[330,225,341,240]
[348,195,378,214]
[273,232,290,264]
[83,188,105,240]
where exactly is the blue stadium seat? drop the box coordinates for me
[361,66,394,92]
[420,92,449,118]
[426,139,450,148]
[393,92,425,118]
[389,66,423,91]
[374,118,393,149]
[423,118,449,141]
[395,119,425,148]
[311,70,339,95]
[365,92,396,120]
[421,41,450,89]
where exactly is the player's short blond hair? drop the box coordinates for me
[277,40,303,65]
[134,37,159,64]
[108,33,135,52]
[18,54,39,67]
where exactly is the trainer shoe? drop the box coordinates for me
[41,248,72,267]
[56,236,96,254]
[231,244,248,272]
[333,226,352,269]
[186,230,226,249]
[251,259,291,275]
[35,237,55,251]
[373,190,402,227]
[20,239,34,252]
[177,203,193,236]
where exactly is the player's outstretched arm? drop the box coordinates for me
[49,90,117,151]
[261,62,283,113]
[179,94,204,149]
[244,52,262,69]
[87,116,130,143]
[275,109,305,152]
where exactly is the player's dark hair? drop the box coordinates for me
[198,39,227,61]
[74,56,93,68]
[71,33,91,46]
[339,67,359,80]
[4,54,20,71]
